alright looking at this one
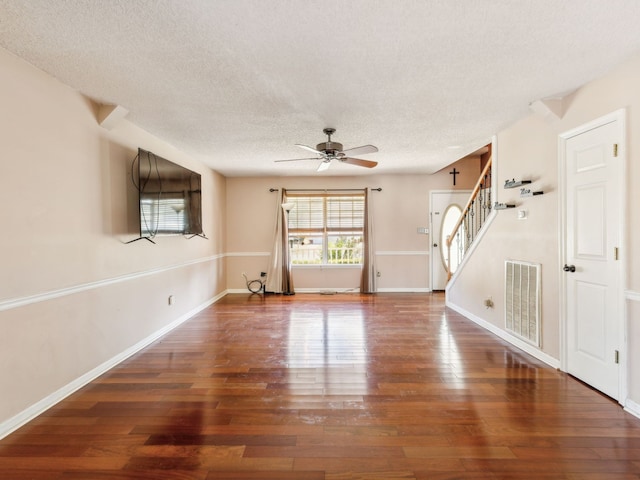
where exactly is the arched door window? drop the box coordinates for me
[440,204,464,274]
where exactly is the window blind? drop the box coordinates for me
[287,196,324,232]
[326,196,364,231]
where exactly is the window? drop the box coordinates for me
[440,204,464,274]
[287,193,364,265]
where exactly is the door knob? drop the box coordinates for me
[563,264,576,272]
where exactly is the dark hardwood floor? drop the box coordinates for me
[1,292,640,479]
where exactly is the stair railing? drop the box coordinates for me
[445,152,493,280]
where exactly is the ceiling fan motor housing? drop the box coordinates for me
[316,141,343,155]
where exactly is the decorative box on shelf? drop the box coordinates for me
[504,179,531,189]
[494,202,516,210]
[520,187,544,197]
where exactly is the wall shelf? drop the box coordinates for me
[504,179,531,189]
[494,202,516,210]
[520,188,544,197]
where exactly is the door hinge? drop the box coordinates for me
[613,143,619,157]
[614,247,619,260]
[615,350,620,364]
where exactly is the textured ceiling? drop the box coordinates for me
[2,1,640,176]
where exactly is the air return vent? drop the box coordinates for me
[505,260,540,346]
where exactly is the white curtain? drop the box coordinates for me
[360,188,376,293]
[265,188,295,294]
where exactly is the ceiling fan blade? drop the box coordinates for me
[342,157,378,168]
[317,160,332,172]
[274,157,321,163]
[340,144,378,156]
[296,144,323,155]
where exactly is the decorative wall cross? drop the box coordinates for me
[450,168,459,186]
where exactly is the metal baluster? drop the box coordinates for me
[479,181,485,227]
[483,178,487,225]
[470,199,475,244]
[464,215,471,252]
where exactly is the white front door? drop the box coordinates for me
[561,111,624,400]
[430,191,471,290]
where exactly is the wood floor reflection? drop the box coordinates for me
[2,292,640,479]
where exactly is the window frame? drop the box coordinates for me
[286,192,365,266]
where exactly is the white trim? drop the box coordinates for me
[626,290,640,302]
[0,290,228,440]
[491,135,498,195]
[375,251,429,256]
[289,288,362,294]
[625,290,640,416]
[225,252,270,257]
[378,287,431,293]
[0,254,225,313]
[558,108,627,403]
[233,287,432,294]
[624,399,640,420]
[446,300,560,369]
[558,126,568,371]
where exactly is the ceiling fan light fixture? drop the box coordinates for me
[317,160,331,172]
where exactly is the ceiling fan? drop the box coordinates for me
[275,128,378,172]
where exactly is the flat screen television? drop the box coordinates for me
[131,148,204,242]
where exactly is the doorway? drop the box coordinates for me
[559,110,625,401]
[430,190,471,290]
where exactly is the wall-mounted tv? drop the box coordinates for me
[130,148,205,243]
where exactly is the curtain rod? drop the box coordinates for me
[269,188,381,192]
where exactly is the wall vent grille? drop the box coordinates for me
[505,260,540,346]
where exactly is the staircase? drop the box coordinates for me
[445,146,493,280]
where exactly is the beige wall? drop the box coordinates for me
[0,48,226,432]
[225,155,480,293]
[447,53,640,409]
[447,116,560,356]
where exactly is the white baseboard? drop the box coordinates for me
[227,288,355,295]
[294,288,361,294]
[377,288,431,293]
[446,300,560,369]
[0,290,227,440]
[229,288,433,294]
[227,288,432,294]
[624,399,640,420]
[375,251,429,256]
[228,288,296,294]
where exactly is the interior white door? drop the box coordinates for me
[430,191,470,290]
[563,115,623,400]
